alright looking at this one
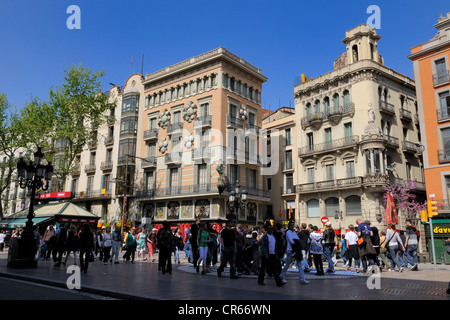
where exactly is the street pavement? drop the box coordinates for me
[0,251,449,302]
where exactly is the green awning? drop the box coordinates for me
[6,217,53,228]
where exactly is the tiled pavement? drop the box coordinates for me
[0,251,449,301]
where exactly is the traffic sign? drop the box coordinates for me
[321,216,329,225]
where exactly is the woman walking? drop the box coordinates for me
[102,227,113,264]
[308,226,324,276]
[147,228,157,262]
[123,228,137,263]
[345,225,360,272]
[379,231,390,270]
[384,223,405,272]
[137,227,147,261]
[79,224,94,273]
[197,222,210,274]
[173,228,184,265]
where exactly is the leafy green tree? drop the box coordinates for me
[42,63,116,191]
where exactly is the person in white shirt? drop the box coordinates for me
[345,224,360,272]
[280,222,309,285]
[0,230,6,252]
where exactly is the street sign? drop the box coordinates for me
[321,216,329,225]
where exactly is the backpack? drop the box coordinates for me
[157,229,174,251]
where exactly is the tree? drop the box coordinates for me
[383,179,427,222]
[23,63,116,191]
[0,94,30,218]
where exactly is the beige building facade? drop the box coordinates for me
[293,25,425,233]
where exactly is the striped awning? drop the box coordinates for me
[5,216,53,228]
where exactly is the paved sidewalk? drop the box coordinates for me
[0,251,449,300]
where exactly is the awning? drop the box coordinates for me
[6,216,53,228]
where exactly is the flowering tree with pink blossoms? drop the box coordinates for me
[383,179,427,221]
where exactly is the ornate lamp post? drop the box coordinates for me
[228,180,248,226]
[8,147,53,268]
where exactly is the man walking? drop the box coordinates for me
[298,223,311,272]
[280,221,309,285]
[111,226,122,264]
[405,219,418,271]
[258,223,285,286]
[217,220,238,279]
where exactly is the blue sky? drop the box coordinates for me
[0,0,448,112]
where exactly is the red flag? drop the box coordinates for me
[385,193,393,224]
[390,193,398,224]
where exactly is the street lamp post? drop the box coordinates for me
[8,147,53,268]
[228,180,248,226]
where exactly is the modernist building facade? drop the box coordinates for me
[134,47,270,226]
[409,13,450,263]
[293,25,425,234]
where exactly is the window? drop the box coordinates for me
[305,103,311,118]
[228,164,239,185]
[445,176,450,200]
[106,149,112,163]
[118,139,136,159]
[248,112,256,125]
[71,179,78,193]
[307,132,314,152]
[173,110,182,123]
[90,152,96,166]
[439,91,450,118]
[346,161,355,178]
[146,142,156,157]
[87,176,94,195]
[325,197,339,217]
[323,97,330,115]
[307,167,315,183]
[333,93,340,109]
[122,95,139,113]
[199,103,209,117]
[442,128,450,157]
[102,174,110,193]
[435,59,447,83]
[314,100,320,113]
[248,168,257,189]
[266,178,272,191]
[229,104,238,118]
[197,163,207,185]
[406,162,411,180]
[344,122,353,144]
[145,171,155,190]
[343,90,350,111]
[326,164,334,181]
[285,150,293,169]
[307,199,320,218]
[120,117,137,136]
[346,195,361,215]
[365,150,372,174]
[149,117,157,129]
[325,128,332,148]
[374,149,381,173]
[169,167,179,188]
[285,128,292,146]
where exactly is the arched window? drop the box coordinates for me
[345,195,361,215]
[343,90,350,111]
[325,197,339,217]
[333,93,340,109]
[323,97,330,115]
[352,45,359,62]
[307,199,320,218]
[306,103,311,118]
[314,100,320,113]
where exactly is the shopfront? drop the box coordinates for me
[423,219,450,264]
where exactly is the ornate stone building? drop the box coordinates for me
[294,25,425,233]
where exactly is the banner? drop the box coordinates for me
[385,193,392,224]
[391,192,398,224]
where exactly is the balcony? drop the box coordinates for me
[281,186,296,195]
[298,135,359,158]
[227,115,244,129]
[379,101,395,115]
[437,149,450,163]
[436,109,450,123]
[296,176,363,194]
[433,71,450,87]
[326,107,343,122]
[100,161,113,171]
[400,109,412,121]
[301,112,324,128]
[402,140,422,154]
[167,122,183,135]
[194,115,212,128]
[72,166,81,176]
[362,173,389,191]
[192,146,211,160]
[84,164,96,174]
[74,189,112,200]
[383,135,399,149]
[246,122,261,135]
[165,152,183,164]
[135,183,217,199]
[143,128,158,140]
[104,136,114,146]
[141,156,157,168]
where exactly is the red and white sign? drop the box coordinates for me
[35,192,73,200]
[321,216,329,225]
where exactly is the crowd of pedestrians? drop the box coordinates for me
[8,216,421,281]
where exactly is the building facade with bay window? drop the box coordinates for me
[294,25,425,234]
